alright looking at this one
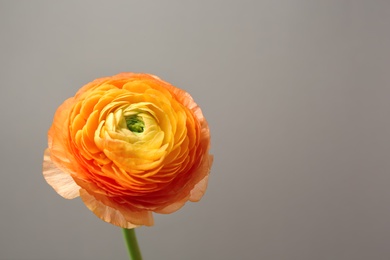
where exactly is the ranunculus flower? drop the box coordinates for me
[43,73,213,228]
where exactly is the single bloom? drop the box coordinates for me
[43,73,213,228]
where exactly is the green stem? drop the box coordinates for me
[122,228,143,260]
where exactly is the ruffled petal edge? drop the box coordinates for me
[43,149,80,199]
[79,189,154,228]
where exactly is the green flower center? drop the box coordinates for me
[125,115,145,133]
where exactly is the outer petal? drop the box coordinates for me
[79,189,154,228]
[48,98,78,173]
[79,189,138,229]
[190,155,214,202]
[190,176,209,202]
[43,149,80,199]
[155,154,213,214]
[154,196,189,214]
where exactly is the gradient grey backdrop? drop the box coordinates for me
[1,1,390,259]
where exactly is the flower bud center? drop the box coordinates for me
[125,115,145,133]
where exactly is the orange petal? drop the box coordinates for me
[43,149,80,199]
[189,175,209,202]
[79,189,139,229]
[79,189,154,228]
[187,154,213,201]
[156,155,213,213]
[154,195,190,214]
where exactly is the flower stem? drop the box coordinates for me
[122,228,143,260]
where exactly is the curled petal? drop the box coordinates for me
[190,175,209,202]
[43,149,80,199]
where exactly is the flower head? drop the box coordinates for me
[43,73,213,228]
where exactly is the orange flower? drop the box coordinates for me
[43,73,213,228]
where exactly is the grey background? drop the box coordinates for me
[1,0,390,259]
